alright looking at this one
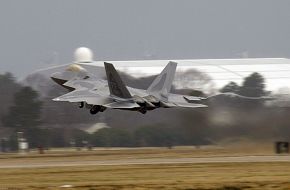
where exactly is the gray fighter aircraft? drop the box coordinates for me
[51,62,207,114]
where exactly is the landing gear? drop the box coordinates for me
[79,102,84,108]
[152,101,161,108]
[90,105,101,115]
[99,107,107,112]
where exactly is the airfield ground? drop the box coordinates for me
[0,145,290,190]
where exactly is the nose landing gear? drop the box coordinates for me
[79,102,84,108]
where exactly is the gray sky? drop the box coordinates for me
[1,0,290,78]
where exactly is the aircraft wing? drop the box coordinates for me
[53,90,98,102]
[173,102,208,108]
[166,93,208,108]
[183,95,206,102]
[52,74,113,105]
[53,62,142,109]
[103,101,140,109]
[159,100,207,108]
[53,90,113,105]
[62,78,107,90]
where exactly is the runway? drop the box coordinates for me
[1,155,290,169]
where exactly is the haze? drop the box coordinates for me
[1,0,290,79]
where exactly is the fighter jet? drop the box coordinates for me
[52,62,207,114]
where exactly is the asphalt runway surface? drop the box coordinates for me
[1,155,290,169]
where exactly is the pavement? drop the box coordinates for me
[0,155,290,169]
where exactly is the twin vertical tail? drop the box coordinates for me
[104,61,178,101]
[146,61,177,99]
[104,62,132,99]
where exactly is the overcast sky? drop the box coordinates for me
[1,0,290,78]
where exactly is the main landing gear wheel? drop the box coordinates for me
[90,105,101,115]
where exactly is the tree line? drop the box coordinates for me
[1,71,290,151]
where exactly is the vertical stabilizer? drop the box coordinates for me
[147,61,177,99]
[104,62,132,99]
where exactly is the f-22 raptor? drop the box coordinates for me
[51,62,207,114]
